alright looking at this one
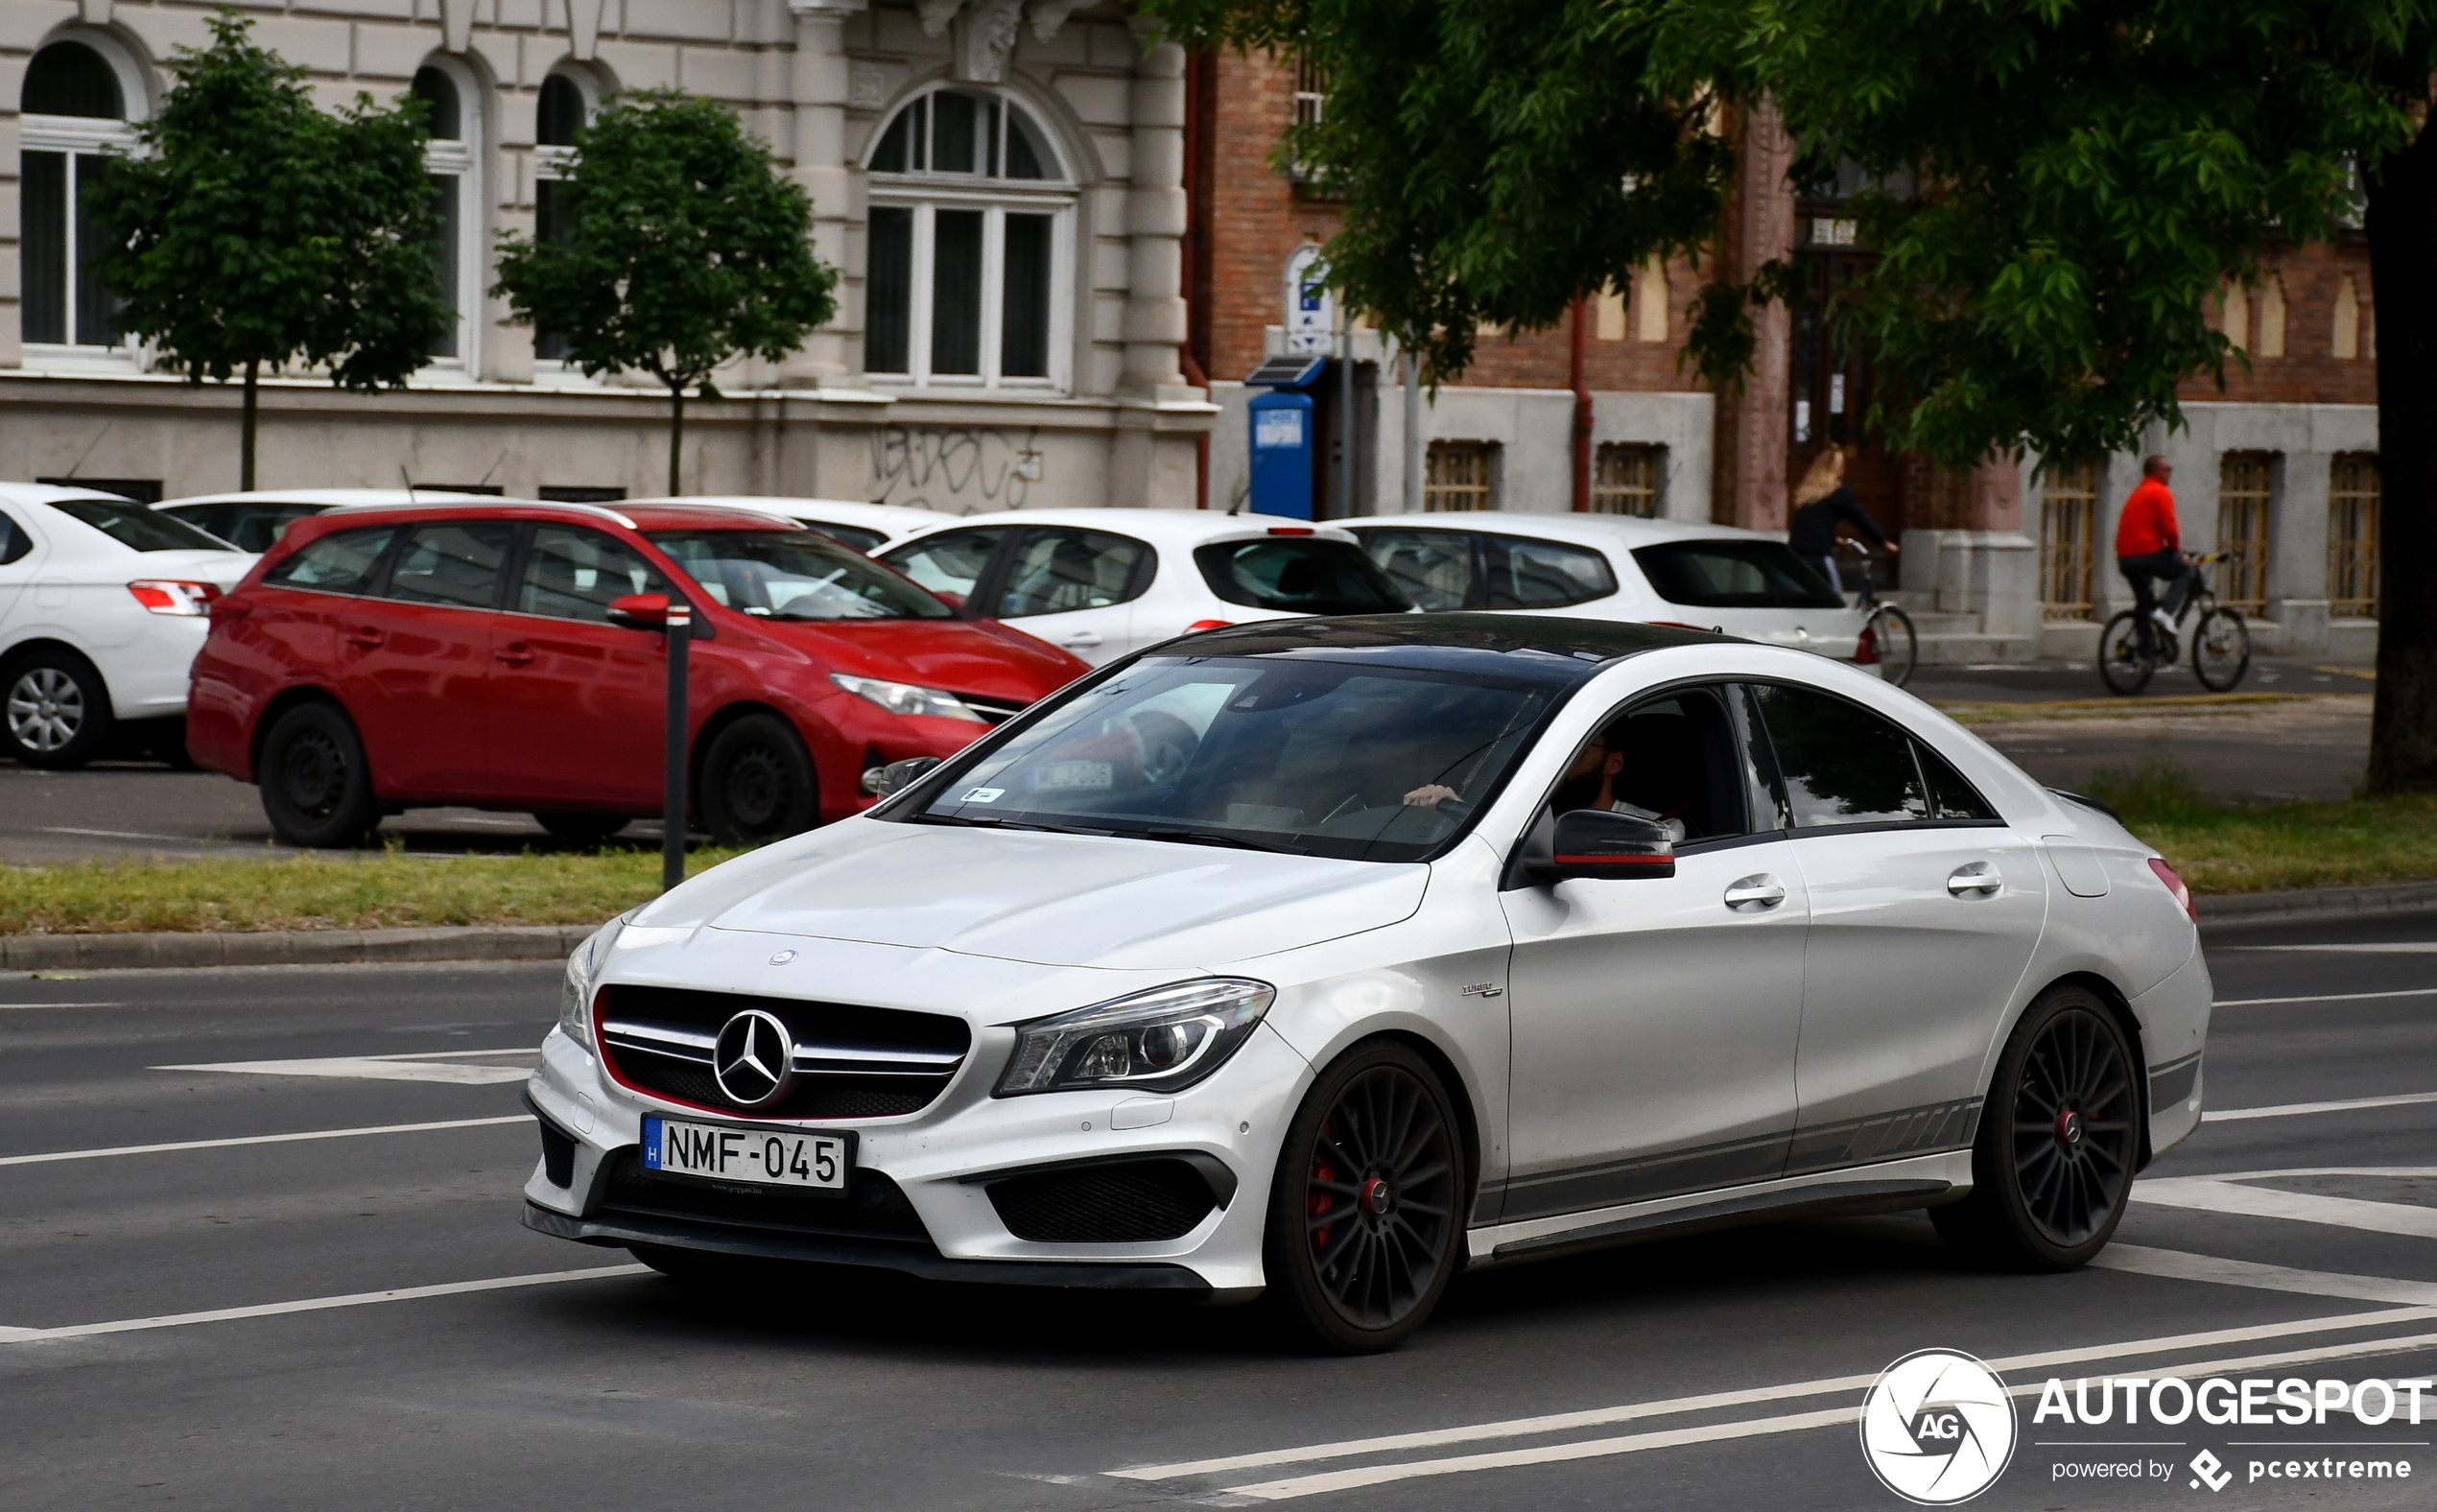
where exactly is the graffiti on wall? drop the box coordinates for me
[869,425,1046,512]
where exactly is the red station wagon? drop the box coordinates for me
[187,501,1088,847]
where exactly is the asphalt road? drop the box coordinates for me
[3,911,2435,1510]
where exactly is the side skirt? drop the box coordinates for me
[1465,1149,1973,1268]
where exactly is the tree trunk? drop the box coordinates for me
[240,358,260,492]
[2364,116,2437,791]
[667,384,687,497]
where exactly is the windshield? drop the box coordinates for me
[648,530,952,621]
[1194,538,1410,615]
[905,654,1558,862]
[1632,539,1843,609]
[51,498,236,554]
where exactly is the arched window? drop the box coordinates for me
[413,61,483,369]
[20,36,144,354]
[864,85,1073,390]
[532,68,600,365]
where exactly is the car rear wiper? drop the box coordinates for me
[1136,827,1308,855]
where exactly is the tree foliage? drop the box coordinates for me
[86,12,447,484]
[492,89,838,493]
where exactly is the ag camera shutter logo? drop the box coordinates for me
[1859,1349,2019,1503]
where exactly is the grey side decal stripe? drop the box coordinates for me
[1496,1131,1791,1224]
[1785,1098,1981,1176]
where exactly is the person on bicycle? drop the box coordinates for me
[2115,456,2195,654]
[1788,446,1896,593]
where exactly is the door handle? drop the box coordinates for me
[494,643,534,668]
[343,626,386,650]
[1947,862,2003,897]
[1057,629,1103,648]
[1724,874,1786,910]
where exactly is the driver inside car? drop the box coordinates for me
[1546,724,1691,842]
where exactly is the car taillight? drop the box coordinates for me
[128,579,223,617]
[1184,619,1233,634]
[1855,624,1881,665]
[2148,858,2195,921]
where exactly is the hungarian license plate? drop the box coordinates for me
[642,1116,850,1193]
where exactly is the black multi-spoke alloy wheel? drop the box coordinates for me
[2190,606,2251,692]
[1934,986,2141,1269]
[1266,1040,1466,1353]
[258,701,381,847]
[534,811,634,849]
[699,713,818,846]
[2095,612,2156,697]
[2,649,113,768]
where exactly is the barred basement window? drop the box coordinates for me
[2215,453,2275,616]
[2038,458,2098,621]
[1591,443,1661,517]
[1425,441,1495,511]
[2327,454,2379,618]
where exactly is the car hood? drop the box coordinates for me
[647,818,1429,971]
[758,616,1086,702]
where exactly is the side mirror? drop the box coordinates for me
[861,754,943,797]
[1539,808,1675,883]
[607,592,671,630]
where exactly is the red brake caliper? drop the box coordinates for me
[1310,1120,1337,1256]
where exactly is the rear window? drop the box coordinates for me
[49,496,236,554]
[264,527,398,594]
[799,521,888,554]
[1193,538,1410,616]
[1632,539,1842,609]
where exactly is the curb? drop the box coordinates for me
[2198,880,2437,928]
[0,923,595,973]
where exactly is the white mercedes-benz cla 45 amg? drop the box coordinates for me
[524,615,2210,1352]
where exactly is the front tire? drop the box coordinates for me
[2,649,113,768]
[1933,985,2141,1269]
[698,713,818,846]
[2096,612,2155,697]
[257,702,381,848]
[1264,1040,1466,1354]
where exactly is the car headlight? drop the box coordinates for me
[559,910,631,1047]
[996,978,1275,1097]
[831,672,984,722]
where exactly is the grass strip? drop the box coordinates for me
[0,846,747,935]
[2086,757,2437,895]
[1937,692,2340,726]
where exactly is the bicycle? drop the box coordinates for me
[1834,539,1918,688]
[2097,551,2251,696]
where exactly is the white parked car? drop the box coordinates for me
[154,488,502,553]
[1,483,256,767]
[636,497,951,555]
[1342,512,1872,662]
[875,508,1408,663]
[523,614,2209,1352]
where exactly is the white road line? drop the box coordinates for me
[0,1114,530,1169]
[1106,1300,2437,1483]
[155,1053,534,1085]
[2136,1174,2437,1240]
[2231,944,2437,954]
[0,1003,124,1010]
[2217,987,2437,1007]
[2206,1090,2437,1122]
[0,1264,648,1346]
[1215,1331,2437,1501]
[2094,1244,2437,1307]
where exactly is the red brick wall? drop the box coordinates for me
[2181,239,2378,407]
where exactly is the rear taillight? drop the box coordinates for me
[128,579,223,617]
[1855,624,1881,665]
[2148,858,2195,921]
[1184,619,1233,634]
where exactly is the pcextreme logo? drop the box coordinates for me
[1859,1350,2019,1504]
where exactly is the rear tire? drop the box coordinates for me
[2,649,113,769]
[1864,603,1918,687]
[2190,606,2251,692]
[533,812,633,850]
[698,713,818,846]
[2096,612,2155,697]
[258,702,381,847]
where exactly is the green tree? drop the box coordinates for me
[86,12,448,490]
[1147,0,2437,791]
[492,89,838,495]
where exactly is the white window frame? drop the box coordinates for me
[530,66,602,386]
[19,30,149,373]
[863,84,1076,395]
[415,57,485,380]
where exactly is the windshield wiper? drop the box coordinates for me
[1137,827,1308,855]
[912,814,1115,839]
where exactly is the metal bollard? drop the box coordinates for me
[662,601,691,892]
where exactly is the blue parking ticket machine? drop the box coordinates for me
[1245,355,1326,520]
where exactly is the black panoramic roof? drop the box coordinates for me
[1148,613,1732,684]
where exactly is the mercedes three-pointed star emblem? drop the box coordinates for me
[712,1008,795,1107]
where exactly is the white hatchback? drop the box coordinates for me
[524,614,2209,1352]
[635,497,951,555]
[1,484,256,767]
[876,508,1409,663]
[154,488,502,553]
[1343,511,1869,660]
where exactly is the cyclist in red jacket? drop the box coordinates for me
[2116,456,2194,654]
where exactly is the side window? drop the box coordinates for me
[219,505,323,554]
[517,526,671,622]
[263,527,398,594]
[1747,683,1929,828]
[1550,686,1750,844]
[0,511,30,565]
[1483,535,1617,609]
[881,527,1006,608]
[998,528,1148,618]
[379,522,514,609]
[1360,529,1475,610]
[1916,742,1997,821]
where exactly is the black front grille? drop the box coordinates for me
[599,984,968,1121]
[600,1151,934,1243]
[987,1160,1218,1244]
